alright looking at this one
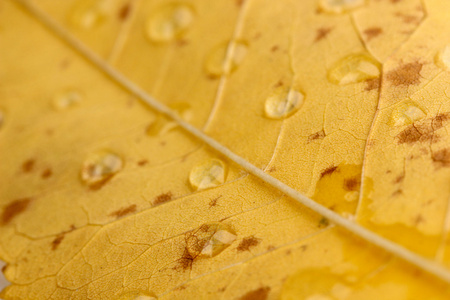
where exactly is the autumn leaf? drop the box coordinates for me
[1,0,450,299]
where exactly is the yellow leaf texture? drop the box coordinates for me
[2,0,450,299]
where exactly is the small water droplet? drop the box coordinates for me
[186,222,237,258]
[52,89,83,110]
[205,41,248,78]
[265,88,304,119]
[116,291,157,300]
[189,159,226,191]
[81,151,123,187]
[146,102,192,136]
[71,0,113,29]
[146,4,194,42]
[389,102,426,126]
[328,53,380,85]
[436,45,450,70]
[319,0,365,14]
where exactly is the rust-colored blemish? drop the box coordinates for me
[320,166,337,178]
[237,236,260,252]
[432,149,450,168]
[137,159,148,166]
[365,78,380,91]
[109,204,137,218]
[386,61,422,86]
[176,248,195,271]
[395,12,421,24]
[308,130,326,142]
[22,159,35,173]
[153,192,173,205]
[118,3,131,20]
[364,27,382,41]
[209,195,222,207]
[239,287,270,300]
[314,27,332,42]
[344,177,360,191]
[2,198,32,225]
[394,174,405,184]
[41,168,52,179]
[396,113,449,144]
[51,234,65,251]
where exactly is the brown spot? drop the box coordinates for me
[51,235,64,250]
[274,80,284,88]
[60,58,71,70]
[41,168,52,179]
[391,0,402,3]
[414,214,425,225]
[239,287,270,300]
[267,166,276,173]
[118,3,131,20]
[395,12,421,24]
[209,195,222,207]
[318,217,329,228]
[386,62,422,86]
[267,245,276,251]
[432,149,450,168]
[364,27,382,41]
[396,113,449,145]
[109,204,137,218]
[175,285,186,291]
[137,159,148,166]
[237,236,260,252]
[236,0,244,6]
[153,192,173,205]
[320,166,337,178]
[22,159,35,173]
[271,45,279,52]
[344,177,360,191]
[2,198,32,225]
[392,189,403,197]
[365,78,380,91]
[176,248,195,271]
[300,245,308,252]
[394,174,404,184]
[308,130,326,142]
[314,27,332,42]
[176,39,189,47]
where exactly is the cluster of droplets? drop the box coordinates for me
[146,4,194,42]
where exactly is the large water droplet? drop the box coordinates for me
[146,4,194,42]
[81,151,123,187]
[186,222,237,258]
[71,0,112,29]
[436,45,450,70]
[319,0,365,14]
[116,291,157,300]
[389,102,426,126]
[52,89,83,110]
[328,53,380,85]
[146,102,192,136]
[189,159,226,191]
[265,88,304,119]
[205,41,248,78]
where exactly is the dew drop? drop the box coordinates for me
[319,0,365,14]
[389,102,426,127]
[435,45,450,70]
[146,102,192,136]
[265,88,304,119]
[71,0,112,29]
[205,41,248,78]
[146,4,194,42]
[328,53,380,85]
[189,159,226,191]
[52,89,83,110]
[81,150,123,187]
[116,291,157,300]
[186,222,237,258]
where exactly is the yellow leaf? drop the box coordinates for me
[1,0,450,299]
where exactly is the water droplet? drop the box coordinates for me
[116,291,157,300]
[436,45,450,70]
[389,102,426,126]
[205,41,248,78]
[265,88,304,119]
[146,4,194,42]
[319,0,365,14]
[81,151,123,187]
[328,53,380,85]
[146,102,192,136]
[186,222,237,258]
[71,0,113,29]
[189,159,226,191]
[52,89,83,110]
